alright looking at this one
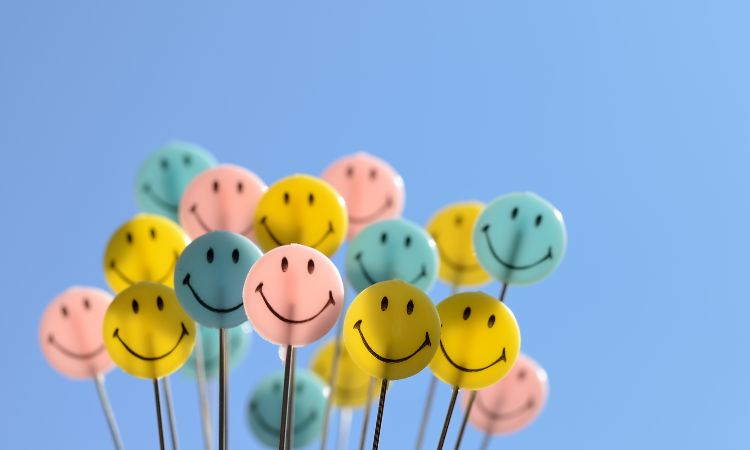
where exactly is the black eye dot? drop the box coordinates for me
[232,249,240,264]
[132,299,139,314]
[156,296,164,311]
[61,306,69,317]
[380,232,387,244]
[126,232,133,244]
[207,248,215,263]
[380,296,389,311]
[83,298,90,310]
[237,182,243,193]
[160,158,168,170]
[183,155,192,165]
[281,257,289,272]
[535,214,543,227]
[404,236,412,247]
[296,383,304,393]
[273,381,282,391]
[488,315,496,328]
[283,192,290,204]
[454,215,463,226]
[308,193,314,205]
[150,228,156,240]
[463,307,471,320]
[307,259,315,274]
[369,168,377,179]
[511,207,519,219]
[212,180,220,193]
[406,300,414,315]
[346,166,354,177]
[518,369,527,380]
[250,401,257,411]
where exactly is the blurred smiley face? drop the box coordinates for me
[174,231,263,328]
[134,142,217,221]
[243,244,344,347]
[103,214,188,294]
[182,324,252,380]
[253,174,348,257]
[322,152,405,238]
[310,339,381,408]
[427,202,492,287]
[429,292,520,390]
[178,164,267,240]
[246,370,326,449]
[103,282,196,379]
[473,193,567,285]
[343,280,440,380]
[466,354,549,435]
[39,287,115,380]
[345,219,438,293]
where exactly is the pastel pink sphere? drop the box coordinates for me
[243,244,344,347]
[39,287,115,380]
[179,164,267,240]
[322,152,405,238]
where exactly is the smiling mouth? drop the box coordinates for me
[475,395,535,422]
[190,204,253,236]
[259,216,334,249]
[438,250,482,273]
[349,196,393,224]
[112,322,189,361]
[439,341,506,373]
[48,336,105,360]
[353,319,431,363]
[354,252,427,286]
[254,409,318,435]
[255,283,335,324]
[183,273,244,313]
[109,251,179,286]
[480,226,552,270]
[143,184,178,213]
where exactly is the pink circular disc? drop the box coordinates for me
[463,354,549,435]
[243,244,344,347]
[39,287,116,380]
[178,164,267,240]
[322,152,405,238]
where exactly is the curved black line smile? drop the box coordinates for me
[143,184,178,213]
[255,283,335,324]
[254,409,318,435]
[113,322,189,361]
[48,337,105,360]
[190,204,253,236]
[439,341,506,373]
[183,273,244,313]
[349,196,393,224]
[353,319,431,363]
[354,252,427,286]
[260,216,334,249]
[476,395,534,422]
[109,251,179,286]
[481,226,552,270]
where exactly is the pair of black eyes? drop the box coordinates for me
[462,307,496,328]
[345,166,378,180]
[131,296,164,314]
[379,232,412,247]
[510,207,543,227]
[281,257,316,274]
[125,228,157,244]
[282,192,316,206]
[60,298,91,317]
[380,296,414,315]
[270,381,305,393]
[206,248,241,264]
[212,180,244,193]
[160,155,192,169]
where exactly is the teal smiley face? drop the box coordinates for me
[246,370,326,449]
[134,142,217,221]
[345,219,438,293]
[182,324,252,380]
[473,192,567,285]
[174,231,263,328]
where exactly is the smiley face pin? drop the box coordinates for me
[429,292,520,390]
[473,193,566,285]
[134,142,217,221]
[103,214,188,294]
[253,174,348,257]
[310,340,381,408]
[343,280,440,380]
[182,324,252,380]
[103,282,196,379]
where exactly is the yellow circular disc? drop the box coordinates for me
[310,340,381,408]
[103,214,188,293]
[253,174,348,257]
[429,292,520,390]
[426,202,492,287]
[343,280,440,381]
[103,282,196,379]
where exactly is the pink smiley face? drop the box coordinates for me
[322,152,405,238]
[464,354,549,435]
[178,164,267,240]
[39,287,115,379]
[243,244,344,347]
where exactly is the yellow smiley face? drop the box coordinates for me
[427,202,492,287]
[103,282,195,379]
[343,280,440,380]
[429,292,520,390]
[103,214,188,293]
[310,340,381,408]
[253,174,348,257]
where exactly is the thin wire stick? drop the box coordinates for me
[193,328,213,450]
[93,374,124,450]
[279,345,293,450]
[321,308,346,450]
[498,283,508,303]
[371,379,389,450]
[436,387,460,450]
[453,391,476,450]
[219,328,228,450]
[337,408,353,450]
[358,377,375,450]
[414,377,438,450]
[286,347,297,450]
[479,433,491,450]
[162,377,180,450]
[153,379,166,450]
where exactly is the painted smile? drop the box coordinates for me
[48,336,105,360]
[480,226,552,270]
[439,341,506,373]
[259,216,334,249]
[438,249,482,273]
[109,251,179,286]
[349,196,393,224]
[190,204,253,236]
[475,395,534,422]
[253,409,318,435]
[183,273,244,313]
[143,184,178,213]
[354,252,427,286]
[112,322,189,361]
[353,319,431,363]
[255,283,335,324]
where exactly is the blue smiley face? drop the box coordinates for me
[246,370,326,449]
[134,142,217,221]
[175,231,263,328]
[345,219,438,293]
[473,192,567,285]
[182,324,252,380]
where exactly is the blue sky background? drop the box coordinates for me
[2,1,749,449]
